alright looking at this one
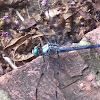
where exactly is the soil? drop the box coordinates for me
[0,0,100,100]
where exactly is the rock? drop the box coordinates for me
[0,56,65,100]
[49,51,88,77]
[0,42,98,100]
[85,26,100,53]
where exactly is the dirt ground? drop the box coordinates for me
[0,0,100,100]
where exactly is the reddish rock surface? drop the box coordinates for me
[85,26,100,53]
[0,56,65,100]
[0,51,90,100]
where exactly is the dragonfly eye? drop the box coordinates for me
[32,46,38,56]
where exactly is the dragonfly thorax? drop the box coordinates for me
[32,43,59,56]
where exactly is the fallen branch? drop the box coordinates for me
[2,55,17,69]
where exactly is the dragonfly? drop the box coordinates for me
[32,42,100,56]
[32,39,100,100]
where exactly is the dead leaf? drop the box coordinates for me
[93,0,100,10]
[0,0,28,6]
[1,37,12,48]
[36,23,55,36]
[62,12,72,20]
[4,34,31,50]
[10,34,44,61]
[45,8,61,19]
[21,17,36,30]
[32,13,41,22]
[11,31,55,62]
[78,6,91,20]
[4,29,35,50]
[11,53,34,62]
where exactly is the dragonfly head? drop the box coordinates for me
[32,44,49,56]
[32,46,38,56]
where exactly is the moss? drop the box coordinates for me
[78,49,100,72]
[72,37,100,73]
[0,88,11,100]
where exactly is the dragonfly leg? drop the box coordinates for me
[53,78,58,100]
[55,54,60,100]
[35,56,46,100]
[50,54,60,100]
[35,73,44,100]
[54,72,60,100]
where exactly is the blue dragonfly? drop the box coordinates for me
[32,42,100,56]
